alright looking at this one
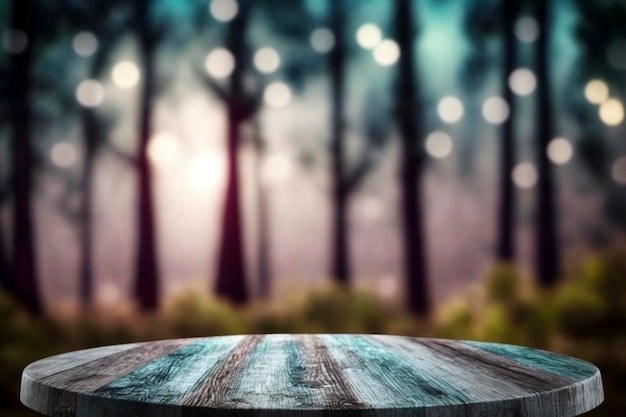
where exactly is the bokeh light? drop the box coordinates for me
[356,23,382,49]
[148,133,180,166]
[514,16,540,43]
[73,32,98,57]
[376,275,398,300]
[205,48,235,78]
[310,28,335,53]
[547,138,573,165]
[189,154,225,190]
[264,82,291,108]
[584,80,609,105]
[2,29,28,54]
[50,142,77,168]
[76,80,104,108]
[482,97,510,125]
[512,163,538,189]
[509,68,536,96]
[425,131,453,159]
[612,157,626,185]
[373,39,400,66]
[437,96,464,124]
[112,61,140,89]
[358,197,384,221]
[599,98,624,126]
[608,40,626,70]
[254,47,280,74]
[261,153,294,186]
[209,0,238,22]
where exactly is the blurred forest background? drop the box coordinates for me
[1,0,626,415]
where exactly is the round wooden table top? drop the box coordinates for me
[21,334,603,417]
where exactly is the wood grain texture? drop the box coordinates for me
[20,335,603,417]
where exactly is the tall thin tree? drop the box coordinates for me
[133,0,161,310]
[210,1,254,304]
[395,0,429,315]
[328,0,350,285]
[8,0,42,313]
[534,0,559,286]
[497,0,521,262]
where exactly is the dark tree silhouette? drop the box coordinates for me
[59,0,130,310]
[459,0,499,178]
[328,0,350,285]
[395,0,429,315]
[132,0,161,310]
[7,0,42,313]
[497,0,521,262]
[196,1,256,304]
[571,0,626,236]
[534,0,559,286]
[0,188,9,292]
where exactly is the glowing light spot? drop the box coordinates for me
[514,17,540,43]
[76,80,104,107]
[437,96,464,124]
[205,48,235,79]
[512,163,537,189]
[98,282,121,306]
[261,153,294,186]
[112,61,140,89]
[264,82,291,108]
[73,32,98,57]
[254,47,280,74]
[585,80,609,105]
[373,39,400,66]
[482,97,510,124]
[358,197,384,221]
[188,154,225,190]
[612,157,626,185]
[425,131,453,159]
[51,142,77,168]
[608,40,626,70]
[209,0,238,22]
[2,29,28,54]
[509,68,536,96]
[310,28,335,53]
[547,138,573,165]
[376,275,398,300]
[148,132,179,166]
[356,24,382,49]
[599,98,624,126]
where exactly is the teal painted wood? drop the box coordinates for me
[20,335,603,417]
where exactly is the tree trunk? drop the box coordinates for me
[79,109,97,309]
[8,0,41,314]
[253,121,271,299]
[214,1,251,304]
[496,0,519,262]
[395,0,429,316]
[535,0,559,286]
[133,0,160,311]
[0,217,10,293]
[79,37,112,310]
[329,0,350,286]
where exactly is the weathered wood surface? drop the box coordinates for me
[21,334,603,417]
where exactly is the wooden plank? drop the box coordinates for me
[21,338,194,416]
[180,334,263,408]
[91,335,245,403]
[463,340,599,380]
[23,343,143,380]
